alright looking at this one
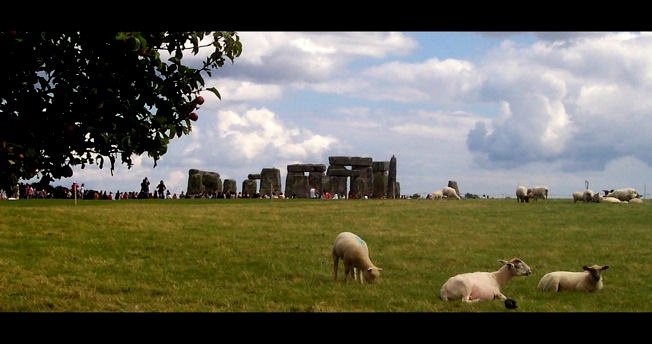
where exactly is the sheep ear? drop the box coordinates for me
[583,266,589,271]
[602,266,609,270]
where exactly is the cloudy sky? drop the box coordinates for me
[44,32,652,198]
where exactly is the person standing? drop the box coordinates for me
[156,180,166,199]
[140,177,150,199]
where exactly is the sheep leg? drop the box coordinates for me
[354,267,363,284]
[494,293,507,301]
[344,263,353,282]
[333,255,339,281]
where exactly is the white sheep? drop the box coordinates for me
[606,188,639,202]
[439,258,532,302]
[537,264,609,292]
[527,186,549,201]
[430,190,443,200]
[572,191,583,203]
[516,186,530,203]
[573,189,595,203]
[332,231,382,284]
[442,186,461,200]
[594,194,623,203]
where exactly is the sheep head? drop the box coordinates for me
[583,264,609,282]
[500,258,532,277]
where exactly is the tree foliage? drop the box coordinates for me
[0,31,241,192]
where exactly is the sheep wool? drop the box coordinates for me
[537,265,609,292]
[332,232,382,284]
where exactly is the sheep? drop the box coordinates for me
[573,189,595,203]
[439,258,532,302]
[516,186,530,203]
[332,231,382,284]
[430,190,443,200]
[527,186,549,201]
[442,186,461,200]
[606,188,639,202]
[594,194,623,203]
[537,264,609,292]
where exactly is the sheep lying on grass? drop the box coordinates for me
[593,194,624,203]
[332,232,382,284]
[537,264,609,292]
[440,258,532,302]
[606,188,639,202]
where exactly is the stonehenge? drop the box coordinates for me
[186,155,400,199]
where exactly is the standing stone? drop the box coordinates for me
[187,169,222,195]
[388,155,397,199]
[372,160,389,198]
[223,179,237,196]
[242,179,257,198]
[259,168,281,197]
[285,171,309,198]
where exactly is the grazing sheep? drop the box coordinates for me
[516,186,530,203]
[332,232,382,284]
[430,190,443,200]
[572,191,583,203]
[537,265,609,292]
[527,186,549,201]
[606,188,639,202]
[442,186,461,200]
[439,258,532,302]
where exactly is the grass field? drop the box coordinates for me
[0,197,650,312]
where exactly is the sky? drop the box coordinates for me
[38,32,652,199]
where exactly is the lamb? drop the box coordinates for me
[332,232,382,284]
[442,186,461,200]
[537,264,609,292]
[516,186,530,203]
[439,258,532,302]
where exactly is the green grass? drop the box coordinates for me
[0,197,650,312]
